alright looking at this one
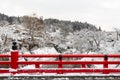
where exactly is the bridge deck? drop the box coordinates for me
[0,74,120,80]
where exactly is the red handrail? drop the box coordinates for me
[0,51,120,74]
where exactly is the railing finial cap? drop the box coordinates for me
[12,41,18,50]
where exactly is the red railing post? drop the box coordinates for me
[11,50,18,74]
[103,54,108,74]
[11,51,18,69]
[10,41,18,74]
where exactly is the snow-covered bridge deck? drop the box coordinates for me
[1,73,120,80]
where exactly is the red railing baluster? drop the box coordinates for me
[104,55,108,68]
[35,64,39,68]
[103,54,108,74]
[58,54,62,74]
[82,64,86,68]
[58,54,62,68]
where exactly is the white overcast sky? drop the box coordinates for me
[0,0,120,31]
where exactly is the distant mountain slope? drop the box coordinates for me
[45,18,99,34]
[0,13,99,32]
[0,13,21,24]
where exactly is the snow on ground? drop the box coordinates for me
[1,71,120,77]
[32,47,59,61]
[21,47,59,69]
[32,47,59,54]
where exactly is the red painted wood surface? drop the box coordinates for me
[0,51,120,74]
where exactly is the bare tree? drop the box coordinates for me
[23,14,44,50]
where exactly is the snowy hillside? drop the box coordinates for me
[0,14,120,56]
[0,19,119,50]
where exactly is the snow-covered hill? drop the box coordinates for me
[0,19,120,55]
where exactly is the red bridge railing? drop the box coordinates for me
[0,50,120,75]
